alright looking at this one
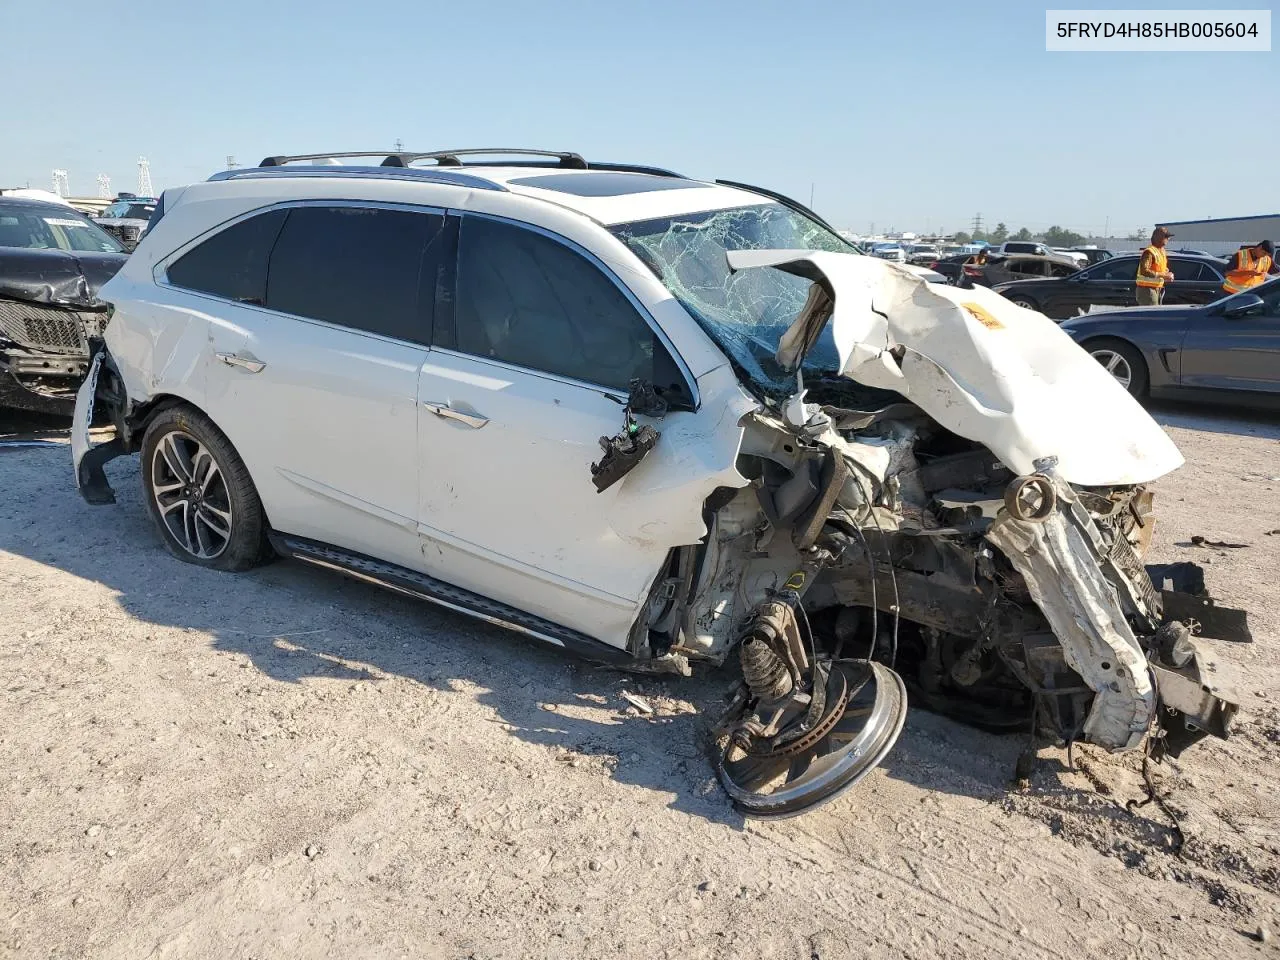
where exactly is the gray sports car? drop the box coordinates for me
[1059,278,1280,407]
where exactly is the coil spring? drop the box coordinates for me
[740,636,793,703]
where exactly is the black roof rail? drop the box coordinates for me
[259,152,405,167]
[259,149,590,169]
[256,150,689,178]
[209,166,506,192]
[585,162,685,178]
[389,148,588,169]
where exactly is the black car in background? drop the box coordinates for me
[927,252,1079,287]
[1067,247,1115,266]
[928,252,971,284]
[991,253,1227,319]
[0,198,128,414]
[1060,278,1280,406]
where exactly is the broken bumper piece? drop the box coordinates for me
[71,347,127,505]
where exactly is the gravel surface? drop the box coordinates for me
[1,404,1278,959]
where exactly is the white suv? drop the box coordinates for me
[71,148,1238,817]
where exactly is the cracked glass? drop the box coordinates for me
[612,204,854,398]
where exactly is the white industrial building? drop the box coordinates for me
[1155,214,1280,258]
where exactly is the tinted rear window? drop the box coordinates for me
[265,205,438,343]
[1170,259,1215,282]
[167,209,288,303]
[1086,257,1138,281]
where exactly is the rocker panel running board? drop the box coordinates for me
[268,532,634,663]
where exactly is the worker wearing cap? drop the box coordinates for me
[1135,227,1175,306]
[1221,240,1277,295]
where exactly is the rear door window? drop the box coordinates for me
[1008,259,1046,277]
[451,214,686,397]
[1086,257,1138,281]
[166,209,288,303]
[264,205,442,344]
[1169,259,1213,282]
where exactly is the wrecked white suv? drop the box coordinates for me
[73,149,1247,818]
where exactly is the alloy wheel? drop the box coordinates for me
[1091,349,1132,390]
[150,430,234,559]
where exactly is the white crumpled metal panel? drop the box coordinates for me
[727,250,1185,487]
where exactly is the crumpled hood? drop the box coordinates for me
[0,248,128,310]
[726,249,1183,486]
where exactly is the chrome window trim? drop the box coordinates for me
[452,210,701,410]
[429,346,644,401]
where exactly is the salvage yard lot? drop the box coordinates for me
[2,407,1278,960]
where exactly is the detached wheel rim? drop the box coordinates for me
[151,430,233,559]
[717,660,908,819]
[1091,349,1132,390]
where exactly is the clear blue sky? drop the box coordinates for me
[4,0,1275,237]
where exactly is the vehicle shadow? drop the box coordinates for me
[0,409,72,441]
[3,449,1041,826]
[1148,400,1280,440]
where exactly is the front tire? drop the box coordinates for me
[140,405,268,571]
[1084,338,1149,398]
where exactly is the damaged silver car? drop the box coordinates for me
[72,149,1249,818]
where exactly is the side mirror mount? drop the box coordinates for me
[1222,293,1264,319]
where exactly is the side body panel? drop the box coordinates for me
[202,299,429,569]
[1179,308,1280,394]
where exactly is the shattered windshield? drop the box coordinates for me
[612,204,854,398]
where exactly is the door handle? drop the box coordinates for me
[215,352,266,373]
[421,400,489,429]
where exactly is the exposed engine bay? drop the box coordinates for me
[621,252,1250,818]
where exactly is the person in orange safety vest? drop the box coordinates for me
[1221,240,1277,295]
[1135,226,1175,306]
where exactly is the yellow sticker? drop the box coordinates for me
[784,571,806,591]
[962,302,1004,330]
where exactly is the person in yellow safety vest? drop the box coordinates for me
[1221,240,1277,295]
[965,248,989,267]
[1135,226,1175,306]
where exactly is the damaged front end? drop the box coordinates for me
[655,251,1247,818]
[0,248,125,415]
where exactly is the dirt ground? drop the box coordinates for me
[2,403,1278,960]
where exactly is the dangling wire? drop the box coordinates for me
[1125,668,1187,856]
[848,470,901,669]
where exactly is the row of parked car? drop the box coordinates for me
[930,248,1233,319]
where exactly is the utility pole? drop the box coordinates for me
[96,174,111,199]
[1103,216,1110,238]
[52,169,69,197]
[971,213,984,237]
[226,156,238,170]
[809,182,814,207]
[394,138,405,153]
